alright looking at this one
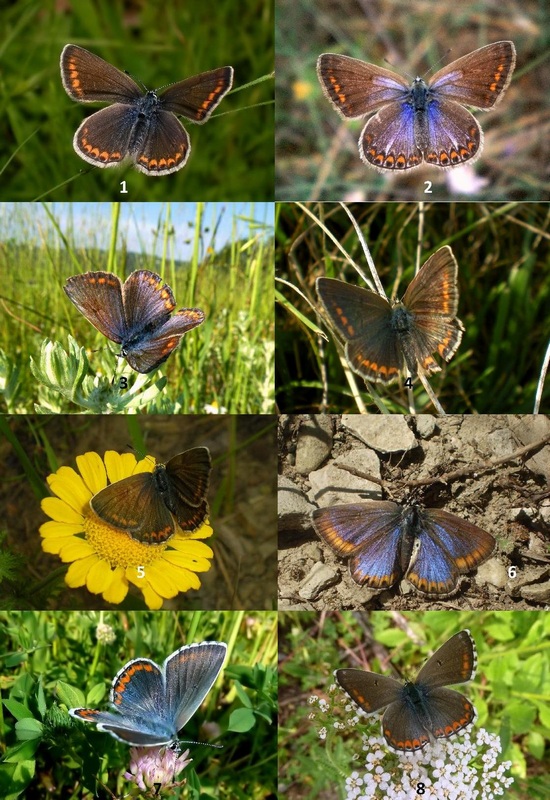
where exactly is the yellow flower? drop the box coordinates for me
[40,451,214,609]
[292,80,313,101]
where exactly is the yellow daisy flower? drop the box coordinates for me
[40,451,214,609]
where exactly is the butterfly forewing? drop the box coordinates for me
[165,448,212,508]
[64,272,127,343]
[429,41,516,109]
[167,642,227,731]
[122,270,175,330]
[61,44,143,103]
[317,54,410,118]
[160,67,234,122]
[336,669,403,715]
[401,247,464,364]
[402,248,459,317]
[415,630,477,688]
[91,472,175,542]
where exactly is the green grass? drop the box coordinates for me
[275,201,550,414]
[279,610,550,800]
[0,202,274,414]
[0,609,278,799]
[0,0,273,201]
[275,0,549,201]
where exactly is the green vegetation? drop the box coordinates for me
[276,202,549,414]
[0,202,274,414]
[0,610,277,799]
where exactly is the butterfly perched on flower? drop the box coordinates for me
[335,630,478,751]
[70,641,227,745]
[90,447,212,544]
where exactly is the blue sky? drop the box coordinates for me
[1,203,273,262]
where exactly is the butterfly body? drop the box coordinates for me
[90,447,212,544]
[316,246,463,384]
[61,44,233,175]
[317,42,516,170]
[335,630,477,751]
[70,641,227,746]
[312,501,495,596]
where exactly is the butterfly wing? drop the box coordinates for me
[409,630,477,745]
[359,98,423,170]
[133,112,191,175]
[90,472,176,543]
[61,44,143,104]
[429,41,516,110]
[159,67,234,122]
[420,97,483,167]
[380,689,431,751]
[72,105,135,167]
[120,270,204,373]
[415,630,477,687]
[164,641,227,732]
[317,54,410,118]
[418,687,477,743]
[400,247,464,373]
[70,658,174,745]
[64,271,127,343]
[312,502,409,588]
[316,277,406,383]
[123,309,206,373]
[162,447,212,531]
[70,707,175,745]
[380,683,476,751]
[336,669,403,715]
[406,508,495,595]
[121,270,175,333]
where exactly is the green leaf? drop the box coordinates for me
[228,707,256,733]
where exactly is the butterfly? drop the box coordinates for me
[90,447,212,544]
[312,501,495,595]
[64,269,205,374]
[70,641,227,746]
[335,630,477,751]
[316,246,464,384]
[61,44,233,175]
[317,41,516,170]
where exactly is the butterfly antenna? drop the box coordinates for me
[383,55,414,83]
[123,67,148,93]
[177,740,223,750]
[421,48,451,79]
